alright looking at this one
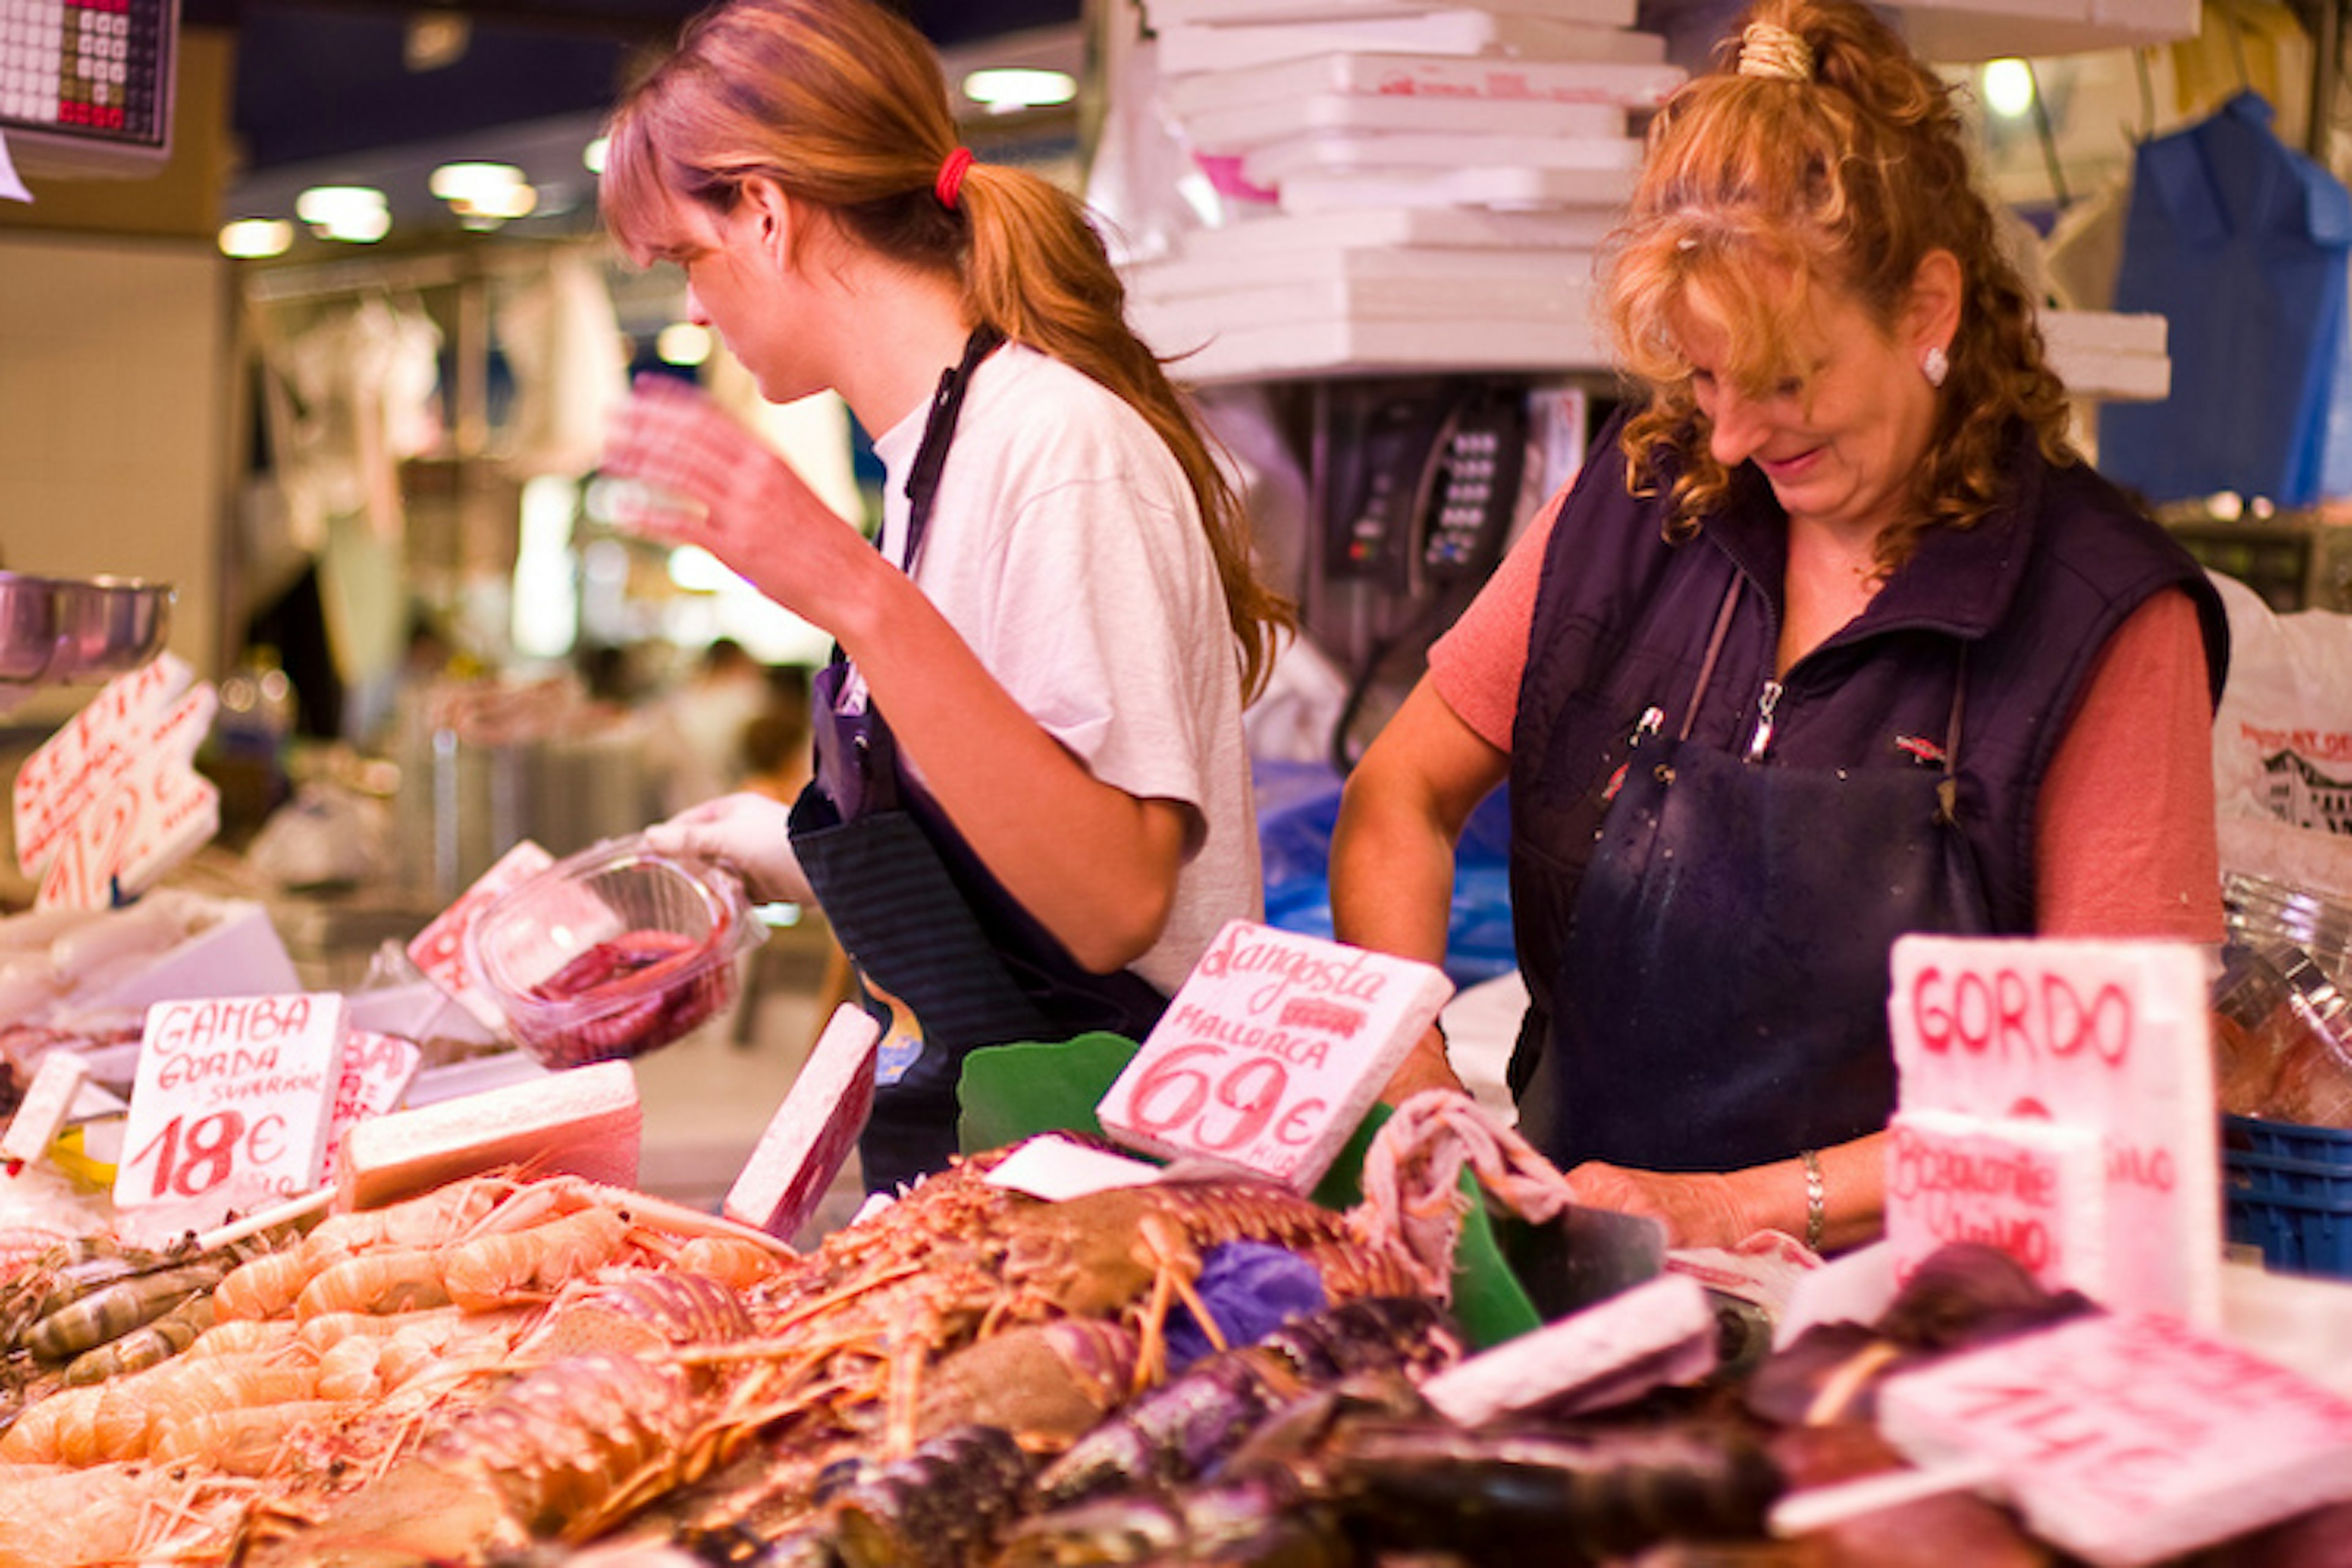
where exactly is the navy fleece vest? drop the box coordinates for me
[1509,416,2229,965]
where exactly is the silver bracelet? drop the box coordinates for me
[1801,1148,1826,1253]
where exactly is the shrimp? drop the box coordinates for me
[312,1334,388,1402]
[0,1381,108,1464]
[186,1316,303,1360]
[294,1247,453,1320]
[440,1206,631,1311]
[674,1234,784,1290]
[61,1292,214,1384]
[22,1257,228,1362]
[152,1400,338,1476]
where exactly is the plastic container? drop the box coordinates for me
[464,837,764,1069]
[2211,940,2352,1126]
[2223,1114,2352,1280]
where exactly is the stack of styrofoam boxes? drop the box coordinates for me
[1125,0,1684,383]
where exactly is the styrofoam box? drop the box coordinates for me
[1278,164,1640,216]
[1243,131,1644,190]
[1169,206,1618,260]
[1182,94,1624,157]
[1145,0,1638,28]
[1136,274,1593,349]
[1898,0,2199,62]
[80,899,300,1016]
[1156,15,1665,76]
[1164,50,1682,119]
[1129,244,1597,304]
[1137,314,1607,385]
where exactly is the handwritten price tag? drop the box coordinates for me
[1881,1311,2352,1566]
[115,992,347,1230]
[1888,936,2219,1323]
[320,1030,421,1177]
[1098,921,1452,1191]
[15,656,221,910]
[405,840,554,1031]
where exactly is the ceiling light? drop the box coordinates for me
[960,66,1076,113]
[428,161,538,228]
[1981,58,2036,120]
[583,137,608,176]
[295,185,391,243]
[404,11,470,72]
[217,218,293,259]
[656,323,712,367]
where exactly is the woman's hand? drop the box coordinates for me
[1561,1161,1755,1251]
[641,791,812,906]
[1378,1026,1466,1106]
[598,375,875,628]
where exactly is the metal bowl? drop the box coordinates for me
[0,571,173,690]
[0,571,61,684]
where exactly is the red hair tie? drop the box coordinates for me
[935,147,975,211]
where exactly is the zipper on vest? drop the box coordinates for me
[1745,680,1783,763]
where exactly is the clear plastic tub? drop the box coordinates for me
[464,836,765,1069]
[2213,940,2352,1128]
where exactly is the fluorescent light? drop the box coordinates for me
[961,66,1076,113]
[217,218,293,258]
[1982,58,2036,121]
[429,160,522,204]
[655,322,712,366]
[295,185,390,243]
[667,544,737,593]
[583,136,608,176]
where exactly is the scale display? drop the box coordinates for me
[0,0,174,172]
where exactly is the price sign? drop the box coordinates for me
[319,1030,421,1177]
[1885,1109,2106,1296]
[1888,936,2219,1324]
[405,840,553,1031]
[115,991,346,1229]
[1880,1311,2352,1567]
[1098,920,1452,1191]
[14,655,220,910]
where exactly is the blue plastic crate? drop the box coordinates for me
[2223,1114,2352,1278]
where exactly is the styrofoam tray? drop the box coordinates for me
[1133,312,1605,385]
[1276,162,1640,216]
[1129,243,1597,303]
[1180,92,1623,156]
[1145,0,1637,28]
[1243,130,1642,189]
[1136,274,1593,349]
[1156,14,1663,75]
[1163,48,1681,118]
[1167,205,1618,261]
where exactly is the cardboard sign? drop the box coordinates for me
[1880,1311,2352,1567]
[723,1003,880,1240]
[319,1030,422,1177]
[14,656,221,910]
[1888,936,2220,1324]
[115,992,346,1228]
[405,840,554,1031]
[1097,920,1452,1191]
[1885,1108,2107,1297]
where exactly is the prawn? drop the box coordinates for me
[294,1247,453,1320]
[440,1205,630,1310]
[61,1292,214,1384]
[152,1399,338,1476]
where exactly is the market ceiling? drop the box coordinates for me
[187,0,1084,173]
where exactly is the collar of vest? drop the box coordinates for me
[1695,421,2046,646]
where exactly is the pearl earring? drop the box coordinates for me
[1923,344,1950,388]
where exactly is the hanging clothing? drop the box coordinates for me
[1499,412,2226,1172]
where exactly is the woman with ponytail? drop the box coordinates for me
[1332,0,2227,1251]
[596,0,1290,1192]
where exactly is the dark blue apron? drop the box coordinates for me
[788,326,1168,1193]
[1510,580,1994,1173]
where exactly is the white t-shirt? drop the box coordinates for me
[866,343,1262,994]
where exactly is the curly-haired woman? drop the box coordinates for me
[1332,0,2227,1252]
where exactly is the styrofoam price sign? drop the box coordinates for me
[12,654,221,911]
[319,1030,421,1177]
[405,840,554,1031]
[1887,935,2219,1324]
[1098,920,1452,1191]
[1880,1311,2352,1567]
[115,992,347,1226]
